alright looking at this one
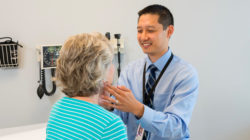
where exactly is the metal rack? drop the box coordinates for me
[0,37,23,68]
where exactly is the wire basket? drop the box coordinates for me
[0,37,22,68]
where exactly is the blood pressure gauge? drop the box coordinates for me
[41,45,61,69]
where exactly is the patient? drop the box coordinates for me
[46,33,127,140]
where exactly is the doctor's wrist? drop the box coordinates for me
[133,101,144,119]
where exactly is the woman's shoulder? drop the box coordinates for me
[101,108,128,139]
[99,107,122,121]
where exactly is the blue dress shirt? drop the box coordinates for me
[114,48,199,140]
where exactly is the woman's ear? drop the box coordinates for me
[105,64,115,84]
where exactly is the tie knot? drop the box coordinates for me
[148,64,158,73]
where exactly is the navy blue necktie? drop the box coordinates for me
[143,64,158,140]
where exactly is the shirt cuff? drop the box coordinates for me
[137,105,154,131]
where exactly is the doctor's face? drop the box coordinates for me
[137,14,169,61]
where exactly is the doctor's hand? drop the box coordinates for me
[103,84,144,118]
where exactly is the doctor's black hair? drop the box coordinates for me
[138,4,174,30]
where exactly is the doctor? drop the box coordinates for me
[102,4,199,140]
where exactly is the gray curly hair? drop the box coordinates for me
[55,32,114,97]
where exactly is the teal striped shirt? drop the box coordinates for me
[46,97,127,140]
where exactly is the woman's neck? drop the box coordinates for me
[72,94,99,104]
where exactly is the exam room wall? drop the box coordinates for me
[0,0,249,140]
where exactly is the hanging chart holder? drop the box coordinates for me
[0,37,23,68]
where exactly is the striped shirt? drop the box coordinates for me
[46,97,127,140]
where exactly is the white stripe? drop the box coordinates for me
[57,102,110,123]
[149,98,153,105]
[145,87,150,95]
[147,81,153,89]
[104,119,120,130]
[47,123,88,139]
[49,117,100,139]
[103,121,125,136]
[111,133,127,140]
[61,98,113,120]
[62,98,104,112]
[149,72,156,81]
[47,130,68,139]
[148,65,156,71]
[61,101,110,120]
[50,114,103,137]
[46,133,63,140]
[47,127,82,140]
[103,128,125,138]
[51,110,104,130]
[54,104,107,126]
[53,105,107,126]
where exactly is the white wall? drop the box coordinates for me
[0,0,250,139]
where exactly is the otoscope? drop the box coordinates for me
[114,34,121,77]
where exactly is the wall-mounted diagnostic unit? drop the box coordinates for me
[105,32,125,77]
[36,45,61,99]
[41,45,61,69]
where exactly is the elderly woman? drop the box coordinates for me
[46,33,127,140]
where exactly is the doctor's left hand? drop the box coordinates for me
[103,84,144,118]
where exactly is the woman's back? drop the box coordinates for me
[46,97,127,140]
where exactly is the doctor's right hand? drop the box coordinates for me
[103,84,145,118]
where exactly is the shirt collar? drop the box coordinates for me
[145,47,172,71]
